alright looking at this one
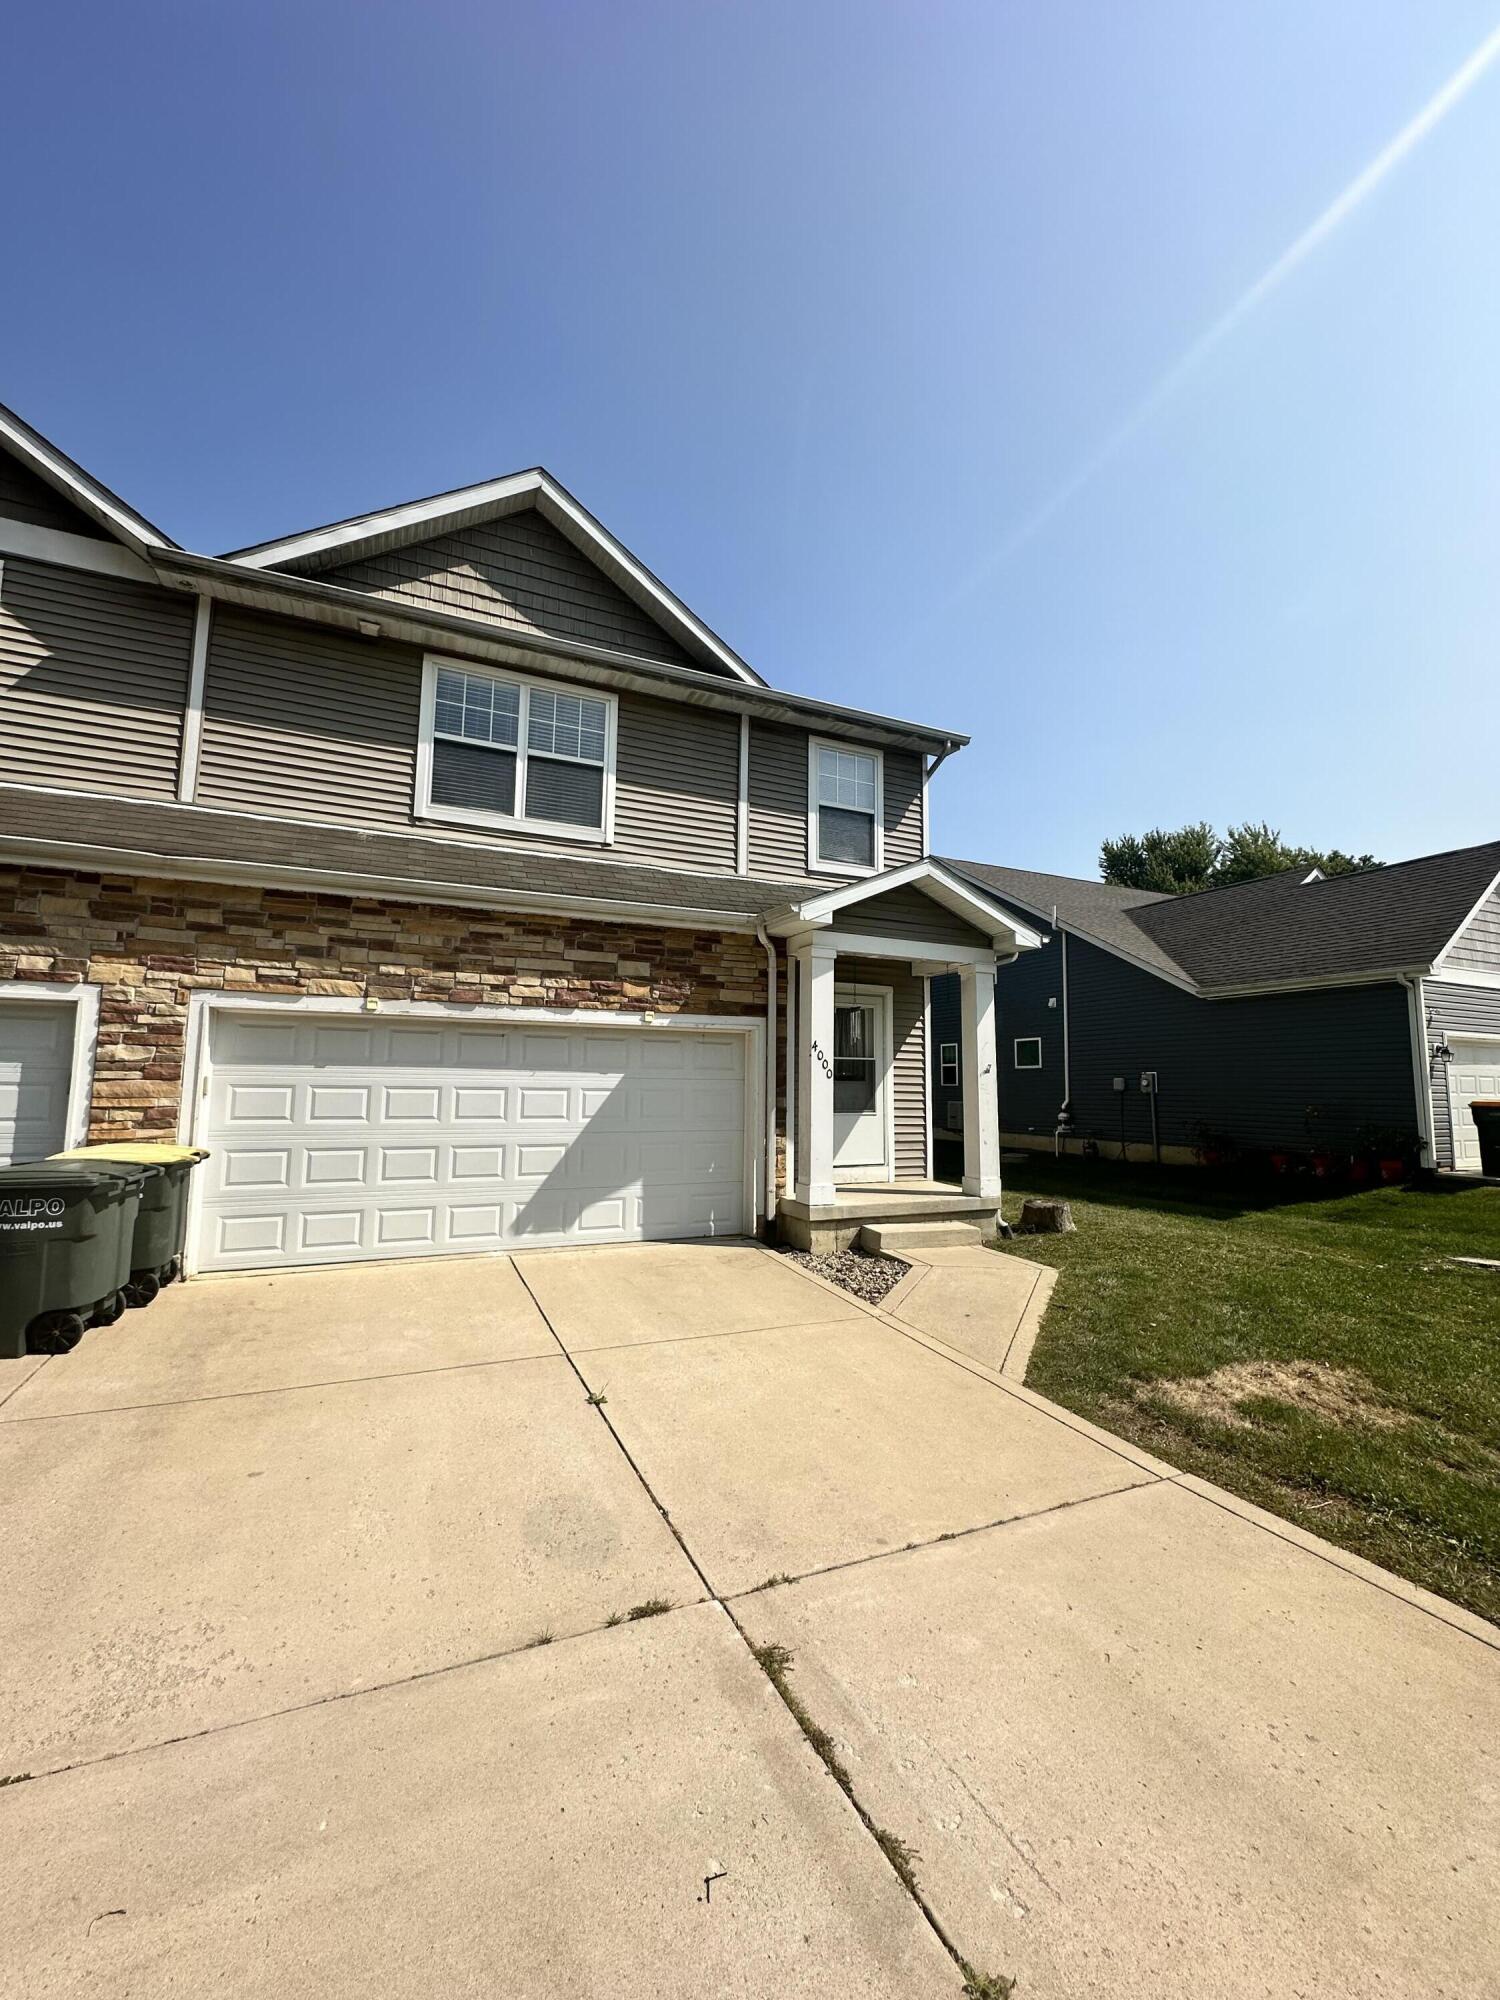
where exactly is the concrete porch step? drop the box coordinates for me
[859,1220,985,1256]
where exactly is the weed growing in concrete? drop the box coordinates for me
[960,1964,1015,1999]
[604,1611,623,1628]
[751,1572,796,1592]
[625,1598,672,1621]
[525,1630,555,1649]
[585,1390,607,1406]
[873,1826,921,1895]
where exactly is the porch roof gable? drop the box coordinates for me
[765,858,1044,954]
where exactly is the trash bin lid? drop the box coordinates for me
[53,1143,208,1165]
[45,1155,160,1184]
[0,1160,140,1195]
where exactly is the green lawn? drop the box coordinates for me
[993,1159,1500,1623]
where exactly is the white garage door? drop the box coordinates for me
[197,1012,748,1271]
[0,1002,73,1166]
[1447,1038,1500,1173]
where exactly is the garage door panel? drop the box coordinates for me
[0,1002,75,1166]
[1449,1043,1500,1170]
[198,1015,747,1270]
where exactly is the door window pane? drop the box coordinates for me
[834,1004,877,1113]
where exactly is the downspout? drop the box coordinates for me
[1400,973,1434,1168]
[1054,906,1073,1158]
[755,921,779,1228]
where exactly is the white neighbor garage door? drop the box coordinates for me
[0,1002,74,1166]
[1447,1038,1500,1174]
[197,1012,748,1272]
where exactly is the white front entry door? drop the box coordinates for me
[1447,1039,1500,1172]
[0,1002,74,1166]
[196,1011,747,1271]
[831,987,891,1179]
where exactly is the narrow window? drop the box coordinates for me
[423,662,613,837]
[1014,1037,1043,1070]
[939,1042,959,1087]
[812,742,881,871]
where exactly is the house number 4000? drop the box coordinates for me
[810,1042,833,1078]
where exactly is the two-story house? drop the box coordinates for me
[0,401,1039,1271]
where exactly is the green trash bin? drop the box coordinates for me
[0,1161,144,1356]
[52,1144,209,1305]
[1472,1099,1500,1177]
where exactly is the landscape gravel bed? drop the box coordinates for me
[779,1246,910,1305]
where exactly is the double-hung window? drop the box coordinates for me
[809,740,883,874]
[420,658,614,839]
[939,1042,959,1087]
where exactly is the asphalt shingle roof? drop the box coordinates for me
[941,843,1500,994]
[0,786,813,922]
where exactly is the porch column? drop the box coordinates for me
[959,955,1001,1198]
[792,939,838,1205]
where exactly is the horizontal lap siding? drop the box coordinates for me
[612,696,738,870]
[196,605,422,829]
[0,557,193,798]
[991,936,1417,1153]
[1425,980,1500,1166]
[830,884,988,947]
[1445,888,1500,972]
[0,455,103,536]
[748,731,926,882]
[320,511,694,667]
[197,605,740,867]
[839,954,927,1178]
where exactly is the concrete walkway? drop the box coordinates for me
[1,1242,1495,1998]
[881,1239,1057,1378]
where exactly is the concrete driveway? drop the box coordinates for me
[1,1242,1495,1998]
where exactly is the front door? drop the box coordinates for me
[831,987,890,1179]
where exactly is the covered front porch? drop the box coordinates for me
[765,861,1041,1252]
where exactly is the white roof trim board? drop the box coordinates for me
[771,858,1045,951]
[0,402,174,558]
[223,467,765,687]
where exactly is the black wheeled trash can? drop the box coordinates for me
[52,1143,208,1304]
[1471,1099,1500,1177]
[0,1160,144,1356]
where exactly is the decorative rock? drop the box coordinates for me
[1019,1198,1075,1235]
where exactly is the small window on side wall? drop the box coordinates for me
[939,1042,959,1087]
[1014,1037,1043,1070]
[810,740,882,874]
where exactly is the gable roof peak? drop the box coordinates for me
[0,399,175,556]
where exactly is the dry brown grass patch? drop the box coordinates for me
[1144,1360,1409,1432]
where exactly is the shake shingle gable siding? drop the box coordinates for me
[316,510,696,667]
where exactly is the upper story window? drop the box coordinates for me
[809,739,883,876]
[418,656,615,841]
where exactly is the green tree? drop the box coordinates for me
[1098,822,1221,894]
[1100,821,1379,893]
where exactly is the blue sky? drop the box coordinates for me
[4,2,1498,875]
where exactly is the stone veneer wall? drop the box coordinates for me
[0,865,775,1149]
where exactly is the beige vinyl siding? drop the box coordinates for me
[0,454,104,537]
[318,509,694,667]
[830,884,990,948]
[840,955,928,1178]
[749,729,927,881]
[196,604,740,865]
[0,556,193,798]
[1446,887,1500,972]
[614,695,738,870]
[747,721,810,877]
[196,605,422,829]
[882,749,924,866]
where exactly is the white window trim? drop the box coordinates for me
[807,736,884,879]
[0,980,101,1153]
[1014,1036,1043,1070]
[939,1041,959,1087]
[416,653,618,845]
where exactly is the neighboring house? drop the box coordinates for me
[930,846,1500,1175]
[0,401,1039,1270]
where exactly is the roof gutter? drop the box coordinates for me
[145,548,969,758]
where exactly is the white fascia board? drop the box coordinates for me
[223,467,763,687]
[0,834,763,934]
[1427,966,1500,992]
[0,516,159,583]
[0,406,170,556]
[1200,966,1432,998]
[770,857,1043,951]
[1429,865,1500,973]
